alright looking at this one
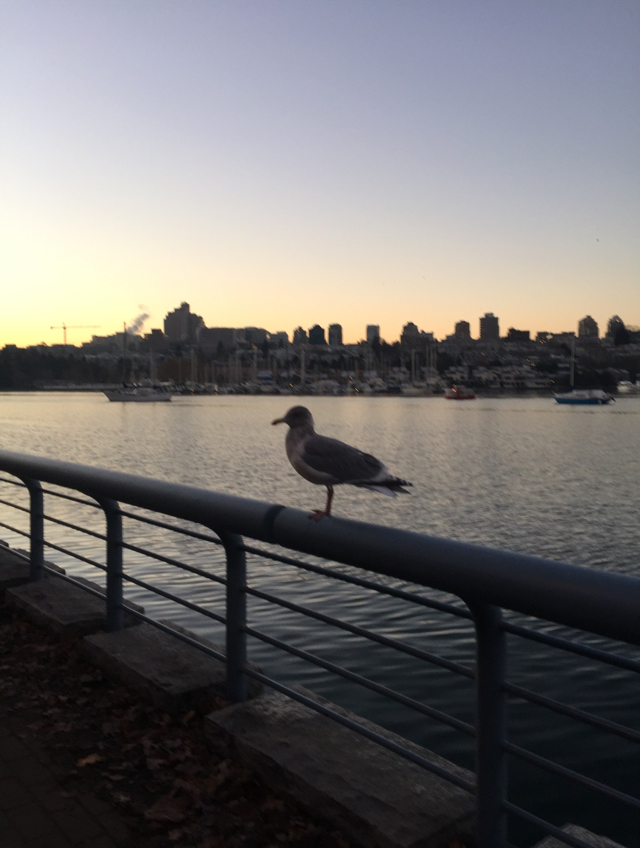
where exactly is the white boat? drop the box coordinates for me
[617,381,640,395]
[104,387,172,402]
[555,389,612,405]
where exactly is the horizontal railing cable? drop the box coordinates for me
[0,476,25,487]
[42,564,108,601]
[238,665,476,793]
[41,488,101,508]
[502,802,605,848]
[114,606,227,664]
[0,520,30,539]
[0,545,29,562]
[243,623,475,736]
[43,540,105,571]
[42,513,107,541]
[503,681,640,744]
[503,621,640,674]
[245,584,475,679]
[121,541,227,586]
[118,509,223,546]
[0,498,29,514]
[101,604,470,800]
[119,602,477,794]
[503,741,640,809]
[243,542,472,619]
[120,571,227,625]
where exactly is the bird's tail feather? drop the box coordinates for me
[360,484,397,497]
[354,480,412,496]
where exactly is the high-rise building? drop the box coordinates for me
[308,325,326,345]
[400,322,420,347]
[163,302,204,343]
[366,325,380,345]
[328,324,343,346]
[578,315,599,338]
[293,327,308,345]
[454,321,471,340]
[479,313,500,342]
[606,316,625,338]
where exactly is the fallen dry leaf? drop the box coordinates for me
[144,793,191,823]
[76,753,103,767]
[181,709,196,725]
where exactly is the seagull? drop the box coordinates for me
[272,406,412,519]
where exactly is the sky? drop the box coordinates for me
[1,0,638,347]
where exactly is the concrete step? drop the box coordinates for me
[83,620,262,713]
[533,823,627,848]
[205,685,475,848]
[5,574,142,636]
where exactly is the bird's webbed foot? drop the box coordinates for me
[309,509,331,521]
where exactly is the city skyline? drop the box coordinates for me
[2,2,639,348]
[20,302,637,350]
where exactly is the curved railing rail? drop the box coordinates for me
[0,448,638,848]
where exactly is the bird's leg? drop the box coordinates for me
[310,485,334,521]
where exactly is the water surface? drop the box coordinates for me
[0,393,638,846]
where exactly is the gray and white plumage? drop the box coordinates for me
[272,406,411,517]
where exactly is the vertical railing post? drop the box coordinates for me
[221,531,247,703]
[471,601,508,848]
[99,498,124,632]
[23,478,44,582]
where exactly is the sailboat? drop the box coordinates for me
[554,338,612,405]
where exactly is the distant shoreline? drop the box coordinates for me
[0,386,573,398]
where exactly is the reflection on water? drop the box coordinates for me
[0,393,639,847]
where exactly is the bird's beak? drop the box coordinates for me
[271,417,285,425]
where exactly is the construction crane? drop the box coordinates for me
[50,323,100,346]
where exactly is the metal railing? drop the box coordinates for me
[0,448,638,848]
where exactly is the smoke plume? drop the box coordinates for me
[127,306,150,336]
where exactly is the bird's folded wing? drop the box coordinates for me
[301,435,385,483]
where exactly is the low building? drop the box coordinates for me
[199,328,238,355]
[506,329,530,342]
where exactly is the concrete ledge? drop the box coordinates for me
[83,620,262,713]
[205,686,475,848]
[5,575,142,636]
[534,824,626,847]
[0,544,34,592]
[0,543,66,592]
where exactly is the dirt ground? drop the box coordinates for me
[0,599,469,848]
[0,599,361,848]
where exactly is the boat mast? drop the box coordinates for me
[121,323,127,384]
[570,336,576,389]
